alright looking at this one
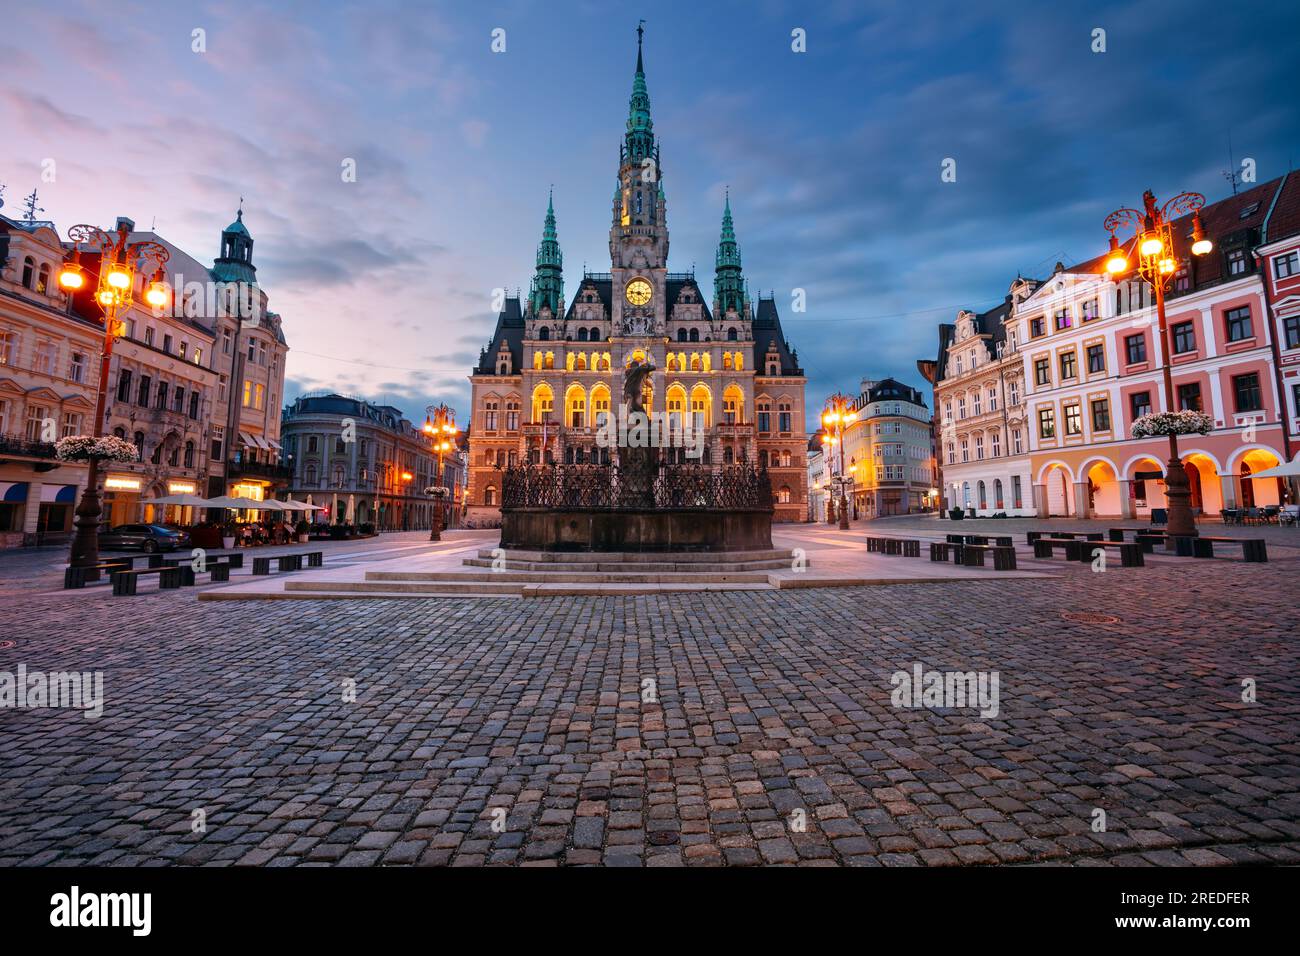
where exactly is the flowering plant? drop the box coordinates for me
[1131,410,1213,438]
[55,434,139,462]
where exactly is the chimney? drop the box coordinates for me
[115,217,135,233]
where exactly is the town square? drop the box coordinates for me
[0,0,1297,935]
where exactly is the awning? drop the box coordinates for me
[0,481,29,502]
[263,437,282,452]
[238,432,257,449]
[40,484,78,503]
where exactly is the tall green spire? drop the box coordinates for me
[624,22,654,165]
[529,189,563,315]
[714,190,746,315]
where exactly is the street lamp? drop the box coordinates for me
[60,222,171,574]
[1103,189,1213,539]
[821,394,855,530]
[422,402,458,541]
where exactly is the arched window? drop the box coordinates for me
[531,384,554,422]
[723,353,733,370]
[690,385,710,429]
[538,326,550,341]
[978,480,987,509]
[734,352,744,371]
[484,486,497,506]
[21,257,35,289]
[575,353,588,371]
[590,384,611,427]
[778,486,792,504]
[727,327,738,341]
[689,328,699,342]
[565,385,586,428]
[994,479,1004,509]
[37,263,50,294]
[665,354,676,372]
[305,463,317,485]
[134,432,145,462]
[183,440,195,468]
[677,328,688,342]
[544,351,554,369]
[665,385,686,435]
[577,327,588,342]
[723,446,734,464]
[690,354,701,372]
[333,463,345,487]
[723,385,744,424]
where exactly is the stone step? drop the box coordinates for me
[368,570,775,584]
[276,579,775,597]
[474,548,798,564]
[462,557,799,572]
[285,580,525,595]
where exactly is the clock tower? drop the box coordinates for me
[610,22,668,338]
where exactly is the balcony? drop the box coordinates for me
[0,434,60,466]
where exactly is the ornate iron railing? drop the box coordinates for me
[501,463,772,511]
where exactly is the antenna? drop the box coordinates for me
[1223,133,1241,196]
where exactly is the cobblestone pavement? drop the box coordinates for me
[0,525,1297,866]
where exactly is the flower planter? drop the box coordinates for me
[298,534,309,544]
[222,536,235,549]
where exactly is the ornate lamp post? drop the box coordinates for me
[821,393,855,530]
[58,222,171,573]
[422,402,458,541]
[1102,190,1214,539]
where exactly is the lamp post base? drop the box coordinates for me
[68,458,103,576]
[1164,455,1198,539]
[838,494,850,531]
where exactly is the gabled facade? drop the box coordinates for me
[465,27,808,525]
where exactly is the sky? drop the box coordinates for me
[4,0,1299,429]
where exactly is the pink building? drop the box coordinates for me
[1022,176,1300,518]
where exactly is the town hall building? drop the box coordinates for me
[466,26,808,525]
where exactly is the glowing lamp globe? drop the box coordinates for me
[107,268,132,290]
[1139,235,1163,257]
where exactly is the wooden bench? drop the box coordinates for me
[111,565,183,596]
[1069,540,1144,567]
[162,557,235,585]
[929,542,951,562]
[64,560,132,589]
[868,538,920,557]
[1033,537,1088,560]
[304,551,323,568]
[956,543,1017,570]
[1188,536,1267,562]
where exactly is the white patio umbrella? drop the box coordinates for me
[1245,455,1300,480]
[142,493,212,507]
[205,495,270,510]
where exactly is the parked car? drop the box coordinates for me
[99,524,189,553]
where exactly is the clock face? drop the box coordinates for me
[625,278,653,306]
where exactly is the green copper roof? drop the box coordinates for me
[530,190,563,314]
[224,207,250,236]
[714,191,745,314]
[624,23,654,164]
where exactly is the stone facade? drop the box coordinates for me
[839,378,937,517]
[281,393,465,531]
[0,215,97,545]
[466,28,808,526]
